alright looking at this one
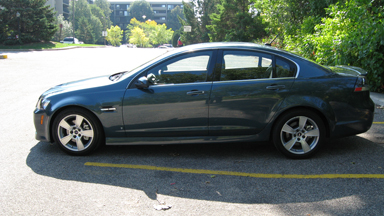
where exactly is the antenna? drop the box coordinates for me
[265,34,279,46]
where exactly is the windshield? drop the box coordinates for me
[119,49,181,80]
[64,38,73,41]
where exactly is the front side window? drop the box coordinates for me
[146,51,213,85]
[221,51,272,81]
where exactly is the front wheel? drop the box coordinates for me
[272,109,326,159]
[52,108,104,156]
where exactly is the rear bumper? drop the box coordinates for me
[332,118,373,138]
[330,102,374,138]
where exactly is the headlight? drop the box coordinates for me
[36,97,51,110]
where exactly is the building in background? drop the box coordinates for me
[45,0,93,20]
[109,0,183,30]
[45,0,70,19]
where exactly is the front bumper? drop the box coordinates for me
[34,109,51,142]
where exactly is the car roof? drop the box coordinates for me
[174,42,295,55]
[176,42,317,63]
[164,42,301,59]
[179,42,271,50]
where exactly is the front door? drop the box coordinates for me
[122,50,217,137]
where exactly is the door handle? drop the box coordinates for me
[187,90,205,96]
[266,85,285,90]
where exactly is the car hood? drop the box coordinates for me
[42,75,112,97]
[327,65,368,77]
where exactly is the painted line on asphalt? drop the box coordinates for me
[85,162,384,179]
[373,122,384,124]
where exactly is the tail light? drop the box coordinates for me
[354,76,369,92]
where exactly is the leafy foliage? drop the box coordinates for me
[70,0,111,44]
[126,18,173,47]
[53,14,73,41]
[179,0,219,45]
[166,6,184,31]
[129,26,149,47]
[0,0,57,44]
[283,0,384,91]
[94,0,112,29]
[208,0,266,42]
[150,24,174,45]
[129,0,154,22]
[106,25,123,46]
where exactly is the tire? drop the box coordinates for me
[272,109,325,159]
[52,108,104,156]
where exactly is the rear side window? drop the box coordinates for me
[276,57,296,78]
[221,51,273,81]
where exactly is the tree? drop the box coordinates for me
[76,17,95,43]
[289,0,384,91]
[0,0,57,45]
[70,0,109,44]
[208,0,265,42]
[94,0,112,29]
[126,18,173,46]
[129,0,154,22]
[179,0,219,45]
[106,25,123,46]
[90,5,106,31]
[166,6,184,31]
[253,0,344,45]
[129,26,149,47]
[53,14,73,41]
[150,24,174,45]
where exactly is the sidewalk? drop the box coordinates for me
[371,92,384,106]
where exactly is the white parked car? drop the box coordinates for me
[62,37,80,44]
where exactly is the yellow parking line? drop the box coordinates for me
[373,122,384,124]
[85,162,384,179]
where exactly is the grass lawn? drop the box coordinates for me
[0,41,104,50]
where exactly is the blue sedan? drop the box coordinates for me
[34,42,374,158]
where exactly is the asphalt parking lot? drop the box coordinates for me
[1,47,384,215]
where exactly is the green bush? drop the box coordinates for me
[285,0,384,91]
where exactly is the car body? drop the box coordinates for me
[34,42,374,158]
[62,37,79,44]
[158,44,173,49]
[127,44,137,48]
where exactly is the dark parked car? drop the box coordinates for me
[34,42,374,158]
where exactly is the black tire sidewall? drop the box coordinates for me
[272,109,325,159]
[52,108,103,156]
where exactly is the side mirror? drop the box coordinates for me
[147,73,157,85]
[135,76,149,89]
[134,73,157,89]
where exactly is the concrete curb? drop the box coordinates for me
[371,92,384,107]
[0,45,110,52]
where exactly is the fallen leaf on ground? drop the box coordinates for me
[154,204,172,211]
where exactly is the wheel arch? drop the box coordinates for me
[269,106,331,141]
[48,105,105,143]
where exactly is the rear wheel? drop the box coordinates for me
[52,108,103,156]
[272,109,325,159]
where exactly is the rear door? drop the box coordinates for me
[123,50,217,137]
[209,50,296,136]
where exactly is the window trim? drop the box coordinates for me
[214,49,299,82]
[128,50,218,88]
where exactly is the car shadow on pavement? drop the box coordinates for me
[27,136,384,205]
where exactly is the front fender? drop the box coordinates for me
[47,89,126,139]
